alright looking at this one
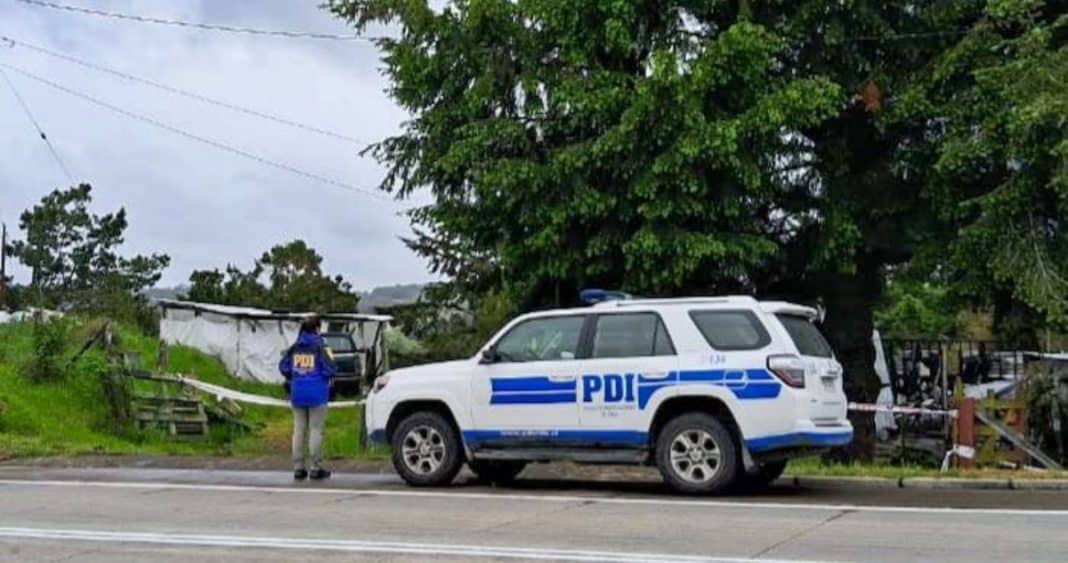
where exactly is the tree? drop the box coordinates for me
[329,0,1065,457]
[328,1,839,293]
[924,2,1068,333]
[8,184,170,312]
[186,240,360,312]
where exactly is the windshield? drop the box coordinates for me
[323,334,356,353]
[775,314,833,358]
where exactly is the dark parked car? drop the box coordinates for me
[323,332,362,397]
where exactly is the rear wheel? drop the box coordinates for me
[469,460,527,485]
[391,412,464,487]
[655,413,739,494]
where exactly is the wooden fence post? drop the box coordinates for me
[957,397,976,469]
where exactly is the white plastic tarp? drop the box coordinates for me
[0,308,64,324]
[872,329,897,439]
[158,300,391,383]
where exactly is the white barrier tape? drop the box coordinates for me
[175,375,362,409]
[848,402,958,418]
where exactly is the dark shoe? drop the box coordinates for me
[294,469,308,480]
[309,468,331,481]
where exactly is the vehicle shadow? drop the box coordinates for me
[453,475,811,499]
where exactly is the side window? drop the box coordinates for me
[689,310,771,351]
[592,313,676,359]
[494,316,585,362]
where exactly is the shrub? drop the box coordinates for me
[23,317,71,383]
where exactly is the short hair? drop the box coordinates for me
[300,315,322,333]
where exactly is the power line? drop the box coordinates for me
[0,62,397,204]
[1,35,369,145]
[14,0,379,42]
[0,65,74,183]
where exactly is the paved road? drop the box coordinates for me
[1,465,1067,562]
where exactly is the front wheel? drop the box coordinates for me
[655,413,739,494]
[391,412,464,487]
[469,460,527,485]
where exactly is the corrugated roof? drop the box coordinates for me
[156,299,392,323]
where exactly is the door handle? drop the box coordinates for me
[642,371,670,380]
[548,375,576,382]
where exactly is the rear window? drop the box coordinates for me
[689,310,770,350]
[323,335,355,353]
[776,314,833,358]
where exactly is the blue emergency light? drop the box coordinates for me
[579,288,633,304]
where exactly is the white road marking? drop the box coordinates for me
[1,478,1067,517]
[0,526,832,563]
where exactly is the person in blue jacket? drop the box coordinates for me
[279,315,336,480]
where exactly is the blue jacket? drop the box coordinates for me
[279,332,337,407]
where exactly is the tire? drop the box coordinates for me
[469,460,527,485]
[391,411,464,487]
[739,460,788,489]
[655,412,739,494]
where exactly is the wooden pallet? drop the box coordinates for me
[132,392,209,439]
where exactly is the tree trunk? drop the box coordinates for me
[818,259,883,461]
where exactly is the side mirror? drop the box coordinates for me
[479,349,498,364]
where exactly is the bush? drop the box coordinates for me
[23,317,71,383]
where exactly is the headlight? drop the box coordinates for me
[373,374,391,393]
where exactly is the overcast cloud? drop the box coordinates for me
[0,0,435,290]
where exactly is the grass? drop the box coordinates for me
[786,456,1068,480]
[0,317,382,461]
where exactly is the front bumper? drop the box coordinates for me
[365,394,389,445]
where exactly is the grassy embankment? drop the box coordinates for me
[0,317,382,461]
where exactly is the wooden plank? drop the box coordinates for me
[975,409,1063,470]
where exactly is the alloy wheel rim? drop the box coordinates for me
[401,425,446,475]
[669,429,722,484]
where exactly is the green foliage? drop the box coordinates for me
[0,318,377,459]
[1023,360,1068,465]
[23,317,71,383]
[387,290,516,366]
[6,184,169,322]
[924,4,1068,329]
[186,240,359,312]
[876,278,957,338]
[329,0,841,300]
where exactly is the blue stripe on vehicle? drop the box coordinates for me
[461,429,851,451]
[745,431,853,452]
[368,429,387,445]
[490,392,577,405]
[463,429,648,445]
[637,383,674,409]
[492,369,783,409]
[745,369,775,381]
[491,377,577,392]
[731,382,782,399]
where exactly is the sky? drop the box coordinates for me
[0,0,436,290]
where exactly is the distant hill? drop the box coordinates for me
[143,285,188,302]
[359,283,425,313]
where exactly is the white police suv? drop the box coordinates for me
[366,295,851,494]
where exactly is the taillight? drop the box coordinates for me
[767,354,806,388]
